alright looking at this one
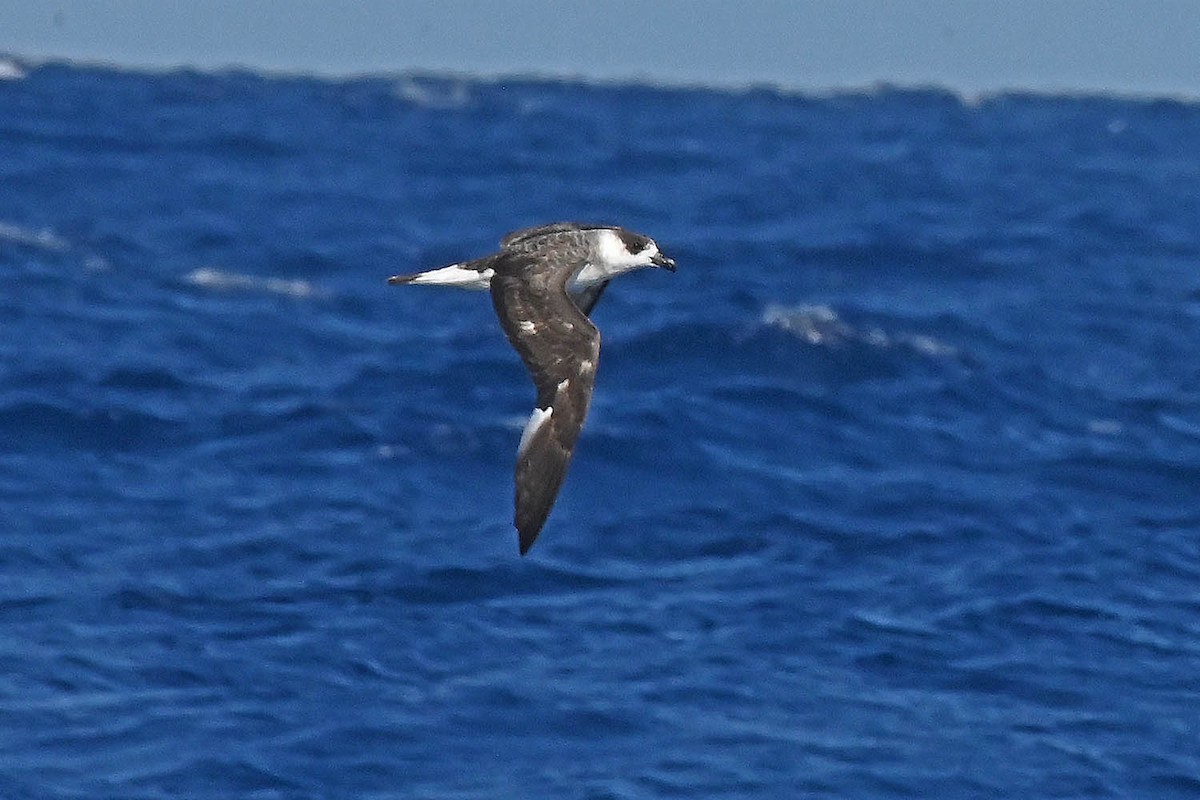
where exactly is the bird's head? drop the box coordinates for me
[607,228,676,272]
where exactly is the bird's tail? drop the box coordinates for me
[387,257,494,289]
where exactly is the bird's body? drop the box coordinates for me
[389,222,675,553]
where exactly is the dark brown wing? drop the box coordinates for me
[490,254,601,554]
[501,222,610,248]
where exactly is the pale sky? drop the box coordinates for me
[4,1,1199,96]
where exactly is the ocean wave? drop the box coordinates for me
[0,400,180,451]
[391,76,473,109]
[762,303,958,358]
[5,55,1199,798]
[0,220,113,271]
[184,267,323,299]
[0,220,70,253]
[10,56,1200,105]
[0,57,26,81]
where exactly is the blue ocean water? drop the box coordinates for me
[2,58,1200,798]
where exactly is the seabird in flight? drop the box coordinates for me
[388,222,676,554]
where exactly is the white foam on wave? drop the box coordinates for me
[0,219,114,271]
[763,303,958,358]
[0,58,27,81]
[763,304,851,346]
[185,267,323,299]
[0,221,70,252]
[391,76,472,109]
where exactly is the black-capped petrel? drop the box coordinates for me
[388,222,676,554]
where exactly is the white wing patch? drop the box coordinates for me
[518,320,538,334]
[408,265,494,289]
[518,406,553,456]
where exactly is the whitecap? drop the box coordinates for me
[0,58,27,81]
[762,303,958,358]
[0,221,69,252]
[762,304,854,346]
[392,76,472,109]
[904,333,959,358]
[184,267,322,299]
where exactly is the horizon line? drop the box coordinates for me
[5,52,1199,106]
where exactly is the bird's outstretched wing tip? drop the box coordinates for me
[518,527,540,556]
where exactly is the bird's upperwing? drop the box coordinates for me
[490,253,601,554]
[503,225,611,317]
[500,222,606,248]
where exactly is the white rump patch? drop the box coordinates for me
[408,265,493,290]
[518,406,553,456]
